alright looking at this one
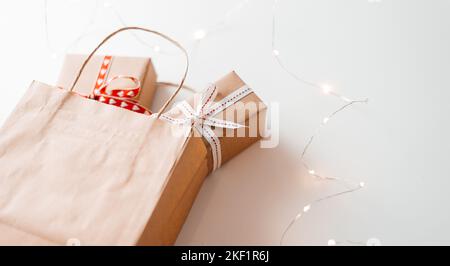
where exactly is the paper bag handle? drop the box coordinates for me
[69,26,189,116]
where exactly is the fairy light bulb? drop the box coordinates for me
[328,239,336,246]
[322,84,333,95]
[359,182,365,188]
[303,205,311,213]
[153,45,161,53]
[323,117,330,125]
[193,29,207,40]
[308,169,315,175]
[272,49,280,57]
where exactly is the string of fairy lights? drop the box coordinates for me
[43,0,100,58]
[271,0,370,246]
[44,0,250,57]
[43,0,371,246]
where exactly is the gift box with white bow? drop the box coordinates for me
[141,71,267,245]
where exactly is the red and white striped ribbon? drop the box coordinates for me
[78,55,151,115]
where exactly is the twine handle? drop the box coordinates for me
[69,26,189,116]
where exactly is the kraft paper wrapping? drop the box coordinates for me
[0,81,192,245]
[56,54,157,109]
[142,71,267,245]
[163,71,267,172]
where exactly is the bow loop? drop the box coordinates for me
[75,56,153,115]
[199,84,218,115]
[97,78,140,101]
[160,84,253,171]
[91,75,150,115]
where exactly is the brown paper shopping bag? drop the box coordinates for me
[0,27,191,245]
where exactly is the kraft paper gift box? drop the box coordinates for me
[56,54,157,109]
[138,71,267,245]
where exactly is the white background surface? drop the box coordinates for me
[0,0,449,246]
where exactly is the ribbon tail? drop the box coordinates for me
[177,101,196,117]
[159,114,191,125]
[194,124,221,171]
[199,84,217,114]
[205,85,253,117]
[203,117,246,129]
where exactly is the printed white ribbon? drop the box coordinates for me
[160,84,253,171]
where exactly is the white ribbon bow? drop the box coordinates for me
[160,84,253,171]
